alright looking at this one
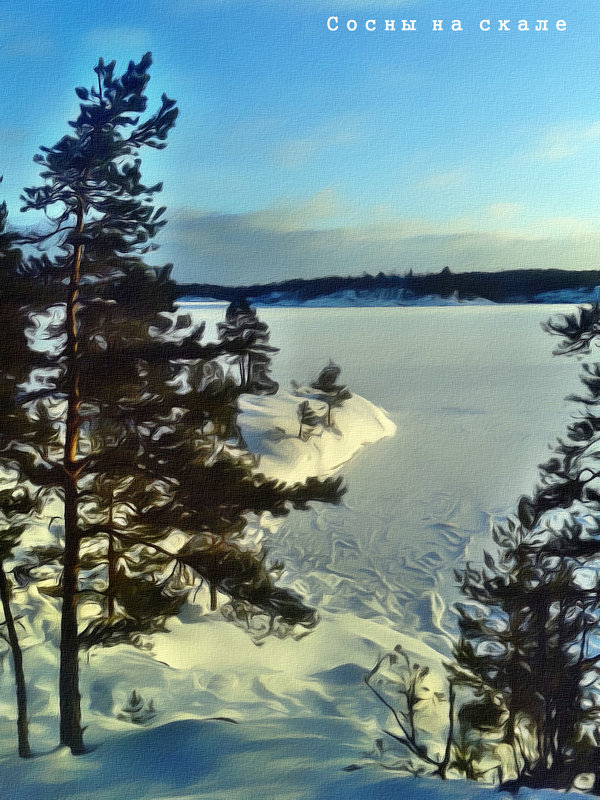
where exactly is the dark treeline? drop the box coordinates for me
[179,267,600,305]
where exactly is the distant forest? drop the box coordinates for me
[178,267,600,305]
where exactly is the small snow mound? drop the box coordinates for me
[239,391,396,485]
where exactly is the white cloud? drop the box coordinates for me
[246,189,350,231]
[275,116,365,168]
[484,203,522,221]
[164,200,600,285]
[276,138,321,169]
[82,27,152,53]
[416,169,466,190]
[582,121,600,141]
[529,216,600,237]
[533,121,600,161]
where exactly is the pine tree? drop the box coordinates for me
[453,519,590,788]
[292,361,351,428]
[454,304,600,791]
[0,478,36,759]
[297,400,322,440]
[0,195,41,758]
[309,361,351,427]
[217,299,278,394]
[128,384,345,621]
[18,55,346,753]
[20,52,180,753]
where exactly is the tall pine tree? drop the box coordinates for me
[19,54,344,754]
[20,53,179,753]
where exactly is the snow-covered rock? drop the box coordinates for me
[239,390,396,485]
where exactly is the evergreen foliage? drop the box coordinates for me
[368,304,600,793]
[18,52,183,753]
[292,361,351,429]
[297,400,322,440]
[7,53,345,754]
[453,304,600,792]
[365,646,456,779]
[309,361,351,427]
[0,196,39,758]
[217,299,278,394]
[120,689,156,724]
[0,475,36,759]
[178,268,600,307]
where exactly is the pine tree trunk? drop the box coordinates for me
[107,528,116,620]
[210,583,218,611]
[246,354,252,390]
[436,681,455,780]
[0,561,31,758]
[59,198,85,754]
[60,475,84,753]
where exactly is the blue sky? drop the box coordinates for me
[2,0,600,283]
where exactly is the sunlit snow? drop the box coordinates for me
[0,305,588,800]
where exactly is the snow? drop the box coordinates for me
[0,305,590,799]
[1,603,588,799]
[238,390,396,485]
[248,288,496,307]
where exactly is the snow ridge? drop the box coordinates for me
[239,390,396,485]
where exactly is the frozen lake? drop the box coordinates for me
[2,303,590,800]
[183,303,583,640]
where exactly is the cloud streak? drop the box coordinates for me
[275,116,366,168]
[415,169,467,190]
[162,204,600,285]
[82,27,152,53]
[533,121,600,161]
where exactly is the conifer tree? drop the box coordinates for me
[454,304,600,791]
[19,54,345,754]
[454,520,592,788]
[0,476,36,759]
[20,52,180,753]
[297,400,322,440]
[218,299,278,394]
[0,196,41,758]
[309,361,351,427]
[292,361,351,428]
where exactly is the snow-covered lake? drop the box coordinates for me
[2,303,589,800]
[184,303,581,643]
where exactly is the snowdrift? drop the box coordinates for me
[0,389,441,800]
[0,384,581,799]
[238,390,396,485]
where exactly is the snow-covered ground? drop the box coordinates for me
[238,390,396,485]
[0,305,589,799]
